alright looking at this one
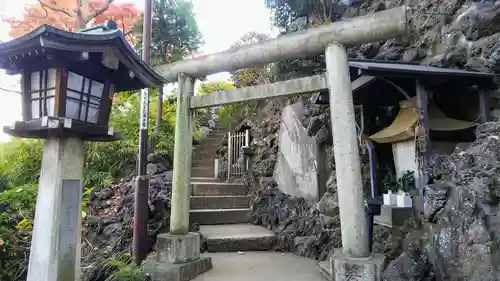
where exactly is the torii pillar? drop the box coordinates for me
[325,43,387,280]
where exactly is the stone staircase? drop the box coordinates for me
[189,127,276,252]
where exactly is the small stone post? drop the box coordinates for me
[27,138,85,281]
[325,42,386,281]
[170,73,194,235]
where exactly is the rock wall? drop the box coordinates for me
[384,122,500,280]
[274,102,320,202]
[81,164,173,281]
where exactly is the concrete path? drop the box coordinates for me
[192,252,325,281]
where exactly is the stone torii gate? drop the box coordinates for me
[155,6,410,281]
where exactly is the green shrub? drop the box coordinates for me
[0,184,37,281]
[382,170,415,194]
[219,104,243,131]
[105,252,148,281]
[197,80,246,131]
[0,140,43,188]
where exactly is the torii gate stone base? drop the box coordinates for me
[145,6,410,281]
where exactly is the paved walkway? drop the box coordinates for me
[193,252,325,281]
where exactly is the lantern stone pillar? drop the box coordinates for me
[325,42,386,281]
[27,137,85,281]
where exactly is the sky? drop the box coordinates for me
[0,0,274,141]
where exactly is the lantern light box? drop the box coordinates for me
[0,20,164,141]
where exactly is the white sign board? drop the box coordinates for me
[140,89,149,130]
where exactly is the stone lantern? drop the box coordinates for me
[0,21,163,281]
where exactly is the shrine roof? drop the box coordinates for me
[0,23,164,91]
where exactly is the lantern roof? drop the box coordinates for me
[0,21,164,91]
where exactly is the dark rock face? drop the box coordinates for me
[385,122,500,281]
[249,175,341,260]
[457,1,500,41]
[340,0,500,86]
[81,169,173,281]
[383,249,434,281]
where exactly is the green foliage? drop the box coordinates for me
[0,140,43,188]
[197,81,244,130]
[264,0,347,80]
[382,170,415,194]
[134,0,203,66]
[264,0,344,31]
[230,32,272,87]
[82,187,94,218]
[219,105,243,131]
[398,170,415,193]
[105,253,147,281]
[198,80,235,95]
[0,184,37,281]
[85,92,177,188]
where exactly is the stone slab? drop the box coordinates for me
[274,101,319,203]
[331,249,386,281]
[143,254,213,281]
[156,232,201,264]
[200,224,276,252]
[373,205,412,228]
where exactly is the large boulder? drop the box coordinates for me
[249,175,341,259]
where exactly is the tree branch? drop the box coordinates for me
[27,5,48,19]
[85,0,115,23]
[36,0,74,18]
[0,85,22,94]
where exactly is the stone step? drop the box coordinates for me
[193,155,217,162]
[192,182,247,196]
[192,159,215,167]
[192,167,216,178]
[192,151,217,159]
[201,134,224,139]
[208,130,226,136]
[190,208,250,225]
[191,177,220,182]
[318,261,331,280]
[193,145,218,151]
[193,146,219,153]
[207,134,226,140]
[191,177,245,185]
[190,195,250,210]
[200,224,276,252]
[194,142,220,149]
